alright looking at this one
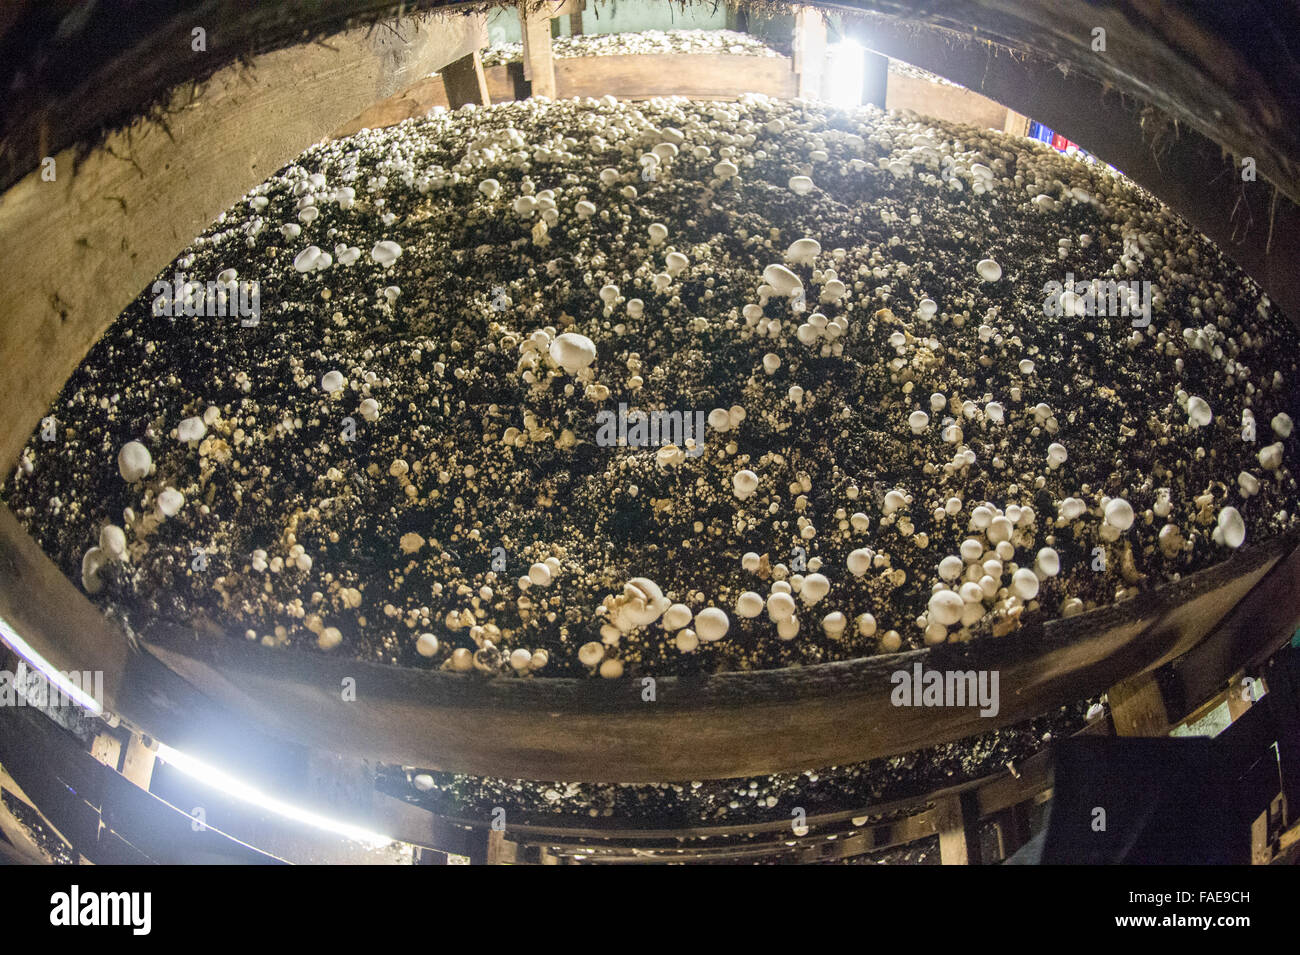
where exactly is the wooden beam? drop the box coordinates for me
[518,1,557,98]
[487,829,519,864]
[120,735,157,790]
[934,794,970,865]
[1108,672,1170,737]
[568,1,585,36]
[793,7,827,100]
[441,50,491,108]
[0,11,488,479]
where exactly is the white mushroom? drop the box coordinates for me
[732,469,760,500]
[1035,547,1060,577]
[821,612,847,638]
[735,591,765,618]
[928,590,963,626]
[846,548,873,577]
[1011,568,1040,600]
[788,175,815,196]
[762,264,803,297]
[549,332,597,374]
[1187,396,1213,427]
[81,547,107,593]
[694,607,730,641]
[157,488,184,518]
[1258,442,1284,469]
[99,524,127,560]
[800,573,830,606]
[117,441,152,482]
[767,591,797,622]
[370,240,402,266]
[177,416,207,443]
[1104,498,1135,531]
[1213,506,1246,549]
[784,238,821,266]
[976,258,1002,282]
[662,604,692,631]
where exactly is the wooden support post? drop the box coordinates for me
[558,0,585,35]
[121,735,157,791]
[991,801,1032,861]
[441,50,491,108]
[1109,671,1170,737]
[863,50,889,109]
[1003,108,1030,137]
[90,731,124,771]
[487,828,519,864]
[518,2,557,98]
[934,794,971,865]
[793,7,827,101]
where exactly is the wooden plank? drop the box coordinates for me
[552,54,797,101]
[886,72,1012,131]
[0,11,488,479]
[1108,672,1170,737]
[341,55,801,119]
[442,49,492,108]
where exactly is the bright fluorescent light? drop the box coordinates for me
[0,614,103,715]
[826,39,865,108]
[0,615,391,850]
[155,742,394,849]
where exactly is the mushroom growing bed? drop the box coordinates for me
[480,28,786,67]
[3,94,1298,690]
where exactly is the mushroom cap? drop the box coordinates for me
[784,237,821,266]
[694,607,730,641]
[788,175,815,196]
[117,441,152,482]
[548,332,597,373]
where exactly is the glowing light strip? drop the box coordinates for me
[0,614,103,715]
[155,742,394,849]
[0,616,390,849]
